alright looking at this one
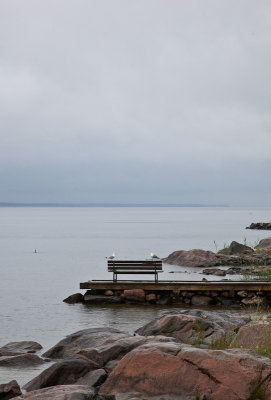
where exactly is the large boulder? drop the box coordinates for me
[231,323,271,351]
[99,344,271,400]
[14,385,94,399]
[23,355,98,392]
[258,238,271,250]
[43,328,147,367]
[25,338,178,393]
[164,249,222,268]
[0,354,46,367]
[0,341,42,356]
[0,380,22,400]
[136,310,249,345]
[226,241,253,255]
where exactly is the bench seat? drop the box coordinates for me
[108,260,163,282]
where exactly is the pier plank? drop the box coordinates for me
[80,280,271,292]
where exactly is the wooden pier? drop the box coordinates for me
[80,280,271,292]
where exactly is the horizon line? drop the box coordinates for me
[0,202,228,208]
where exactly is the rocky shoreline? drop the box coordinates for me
[68,238,271,308]
[163,239,271,269]
[2,310,271,399]
[74,287,271,308]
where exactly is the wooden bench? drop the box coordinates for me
[107,260,163,282]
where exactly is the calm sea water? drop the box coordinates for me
[0,206,270,385]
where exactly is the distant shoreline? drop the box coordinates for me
[0,202,228,208]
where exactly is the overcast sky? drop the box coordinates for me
[0,0,270,205]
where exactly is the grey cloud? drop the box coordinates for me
[0,0,270,205]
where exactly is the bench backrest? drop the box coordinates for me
[107,260,162,271]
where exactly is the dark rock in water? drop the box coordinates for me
[216,297,240,307]
[164,249,222,268]
[191,295,214,306]
[145,293,156,303]
[105,290,114,296]
[0,353,46,368]
[247,222,271,230]
[136,310,249,345]
[0,341,42,356]
[0,380,22,400]
[99,343,271,400]
[237,291,248,298]
[226,241,253,255]
[84,294,122,304]
[123,289,145,303]
[15,385,94,399]
[202,268,226,276]
[226,266,242,275]
[156,297,170,305]
[23,354,98,392]
[43,328,147,367]
[63,293,84,304]
[258,237,271,249]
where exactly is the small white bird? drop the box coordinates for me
[106,252,115,260]
[150,252,159,259]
